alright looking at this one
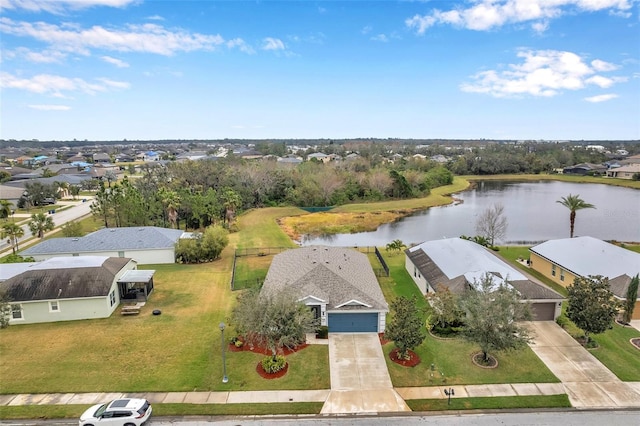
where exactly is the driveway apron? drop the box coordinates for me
[320,333,409,414]
[526,321,640,408]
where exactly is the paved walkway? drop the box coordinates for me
[630,320,640,333]
[526,321,640,408]
[320,333,409,414]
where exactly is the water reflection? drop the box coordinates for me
[302,181,640,247]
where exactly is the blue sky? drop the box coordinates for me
[1,0,639,141]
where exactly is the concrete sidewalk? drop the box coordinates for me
[0,382,571,407]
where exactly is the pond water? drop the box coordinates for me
[302,180,640,247]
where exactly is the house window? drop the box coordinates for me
[118,251,125,258]
[110,290,116,307]
[414,266,417,278]
[72,253,79,257]
[551,264,556,277]
[560,269,565,281]
[11,304,23,320]
[50,301,60,312]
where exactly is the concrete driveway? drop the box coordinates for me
[320,333,409,414]
[630,320,640,333]
[527,321,640,408]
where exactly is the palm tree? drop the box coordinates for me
[0,199,12,219]
[158,188,180,229]
[556,194,596,238]
[28,213,55,239]
[1,222,24,254]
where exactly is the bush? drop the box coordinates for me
[556,315,569,329]
[234,340,244,348]
[316,326,328,339]
[261,355,286,373]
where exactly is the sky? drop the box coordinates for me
[1,0,639,141]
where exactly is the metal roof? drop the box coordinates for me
[118,269,155,283]
[530,236,640,280]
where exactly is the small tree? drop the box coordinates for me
[28,213,55,239]
[426,285,464,331]
[459,273,532,364]
[622,274,639,324]
[200,225,229,260]
[231,288,317,359]
[566,275,620,344]
[0,291,11,329]
[384,296,426,360]
[1,223,24,254]
[475,203,508,246]
[385,239,406,255]
[61,221,83,238]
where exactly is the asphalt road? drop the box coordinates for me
[0,199,94,255]
[2,411,640,426]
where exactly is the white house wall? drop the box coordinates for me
[405,256,430,294]
[27,249,175,265]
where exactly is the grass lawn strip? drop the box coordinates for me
[406,394,571,411]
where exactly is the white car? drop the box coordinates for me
[79,398,152,426]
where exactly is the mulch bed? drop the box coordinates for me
[631,338,640,350]
[256,361,289,379]
[379,333,391,345]
[471,352,498,369]
[389,348,421,367]
[227,338,308,355]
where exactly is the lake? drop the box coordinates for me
[302,180,640,247]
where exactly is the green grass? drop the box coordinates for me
[496,246,568,297]
[378,248,560,387]
[0,402,324,420]
[583,324,640,381]
[406,394,571,411]
[231,254,272,290]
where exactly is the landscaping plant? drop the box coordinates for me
[385,295,426,360]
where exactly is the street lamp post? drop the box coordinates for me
[219,322,228,383]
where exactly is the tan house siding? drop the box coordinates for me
[634,301,640,320]
[529,252,579,287]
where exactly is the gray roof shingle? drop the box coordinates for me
[261,246,388,311]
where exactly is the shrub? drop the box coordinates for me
[234,340,244,348]
[261,355,286,373]
[556,315,569,329]
[316,326,329,339]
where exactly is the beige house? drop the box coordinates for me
[606,163,640,179]
[530,237,640,319]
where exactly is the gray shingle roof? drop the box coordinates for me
[0,256,132,301]
[21,226,186,255]
[261,246,388,311]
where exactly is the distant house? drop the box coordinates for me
[0,256,154,325]
[276,156,303,165]
[20,226,189,264]
[606,163,640,179]
[93,153,111,163]
[562,163,607,176]
[406,238,564,320]
[529,237,640,319]
[307,152,330,163]
[260,246,389,333]
[142,151,160,162]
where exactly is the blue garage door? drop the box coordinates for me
[328,313,378,332]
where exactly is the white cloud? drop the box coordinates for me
[0,71,129,96]
[101,55,129,68]
[361,25,372,34]
[0,18,227,56]
[146,15,165,21]
[227,38,255,54]
[584,93,619,102]
[406,0,633,34]
[28,104,71,111]
[3,47,67,63]
[262,37,285,51]
[0,0,136,13]
[371,34,389,42]
[460,49,625,98]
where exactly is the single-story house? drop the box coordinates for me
[20,226,189,264]
[606,163,640,179]
[260,246,389,333]
[406,238,564,321]
[562,163,607,176]
[0,256,155,325]
[530,236,640,319]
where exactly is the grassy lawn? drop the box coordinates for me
[496,246,568,297]
[406,394,571,411]
[231,254,273,290]
[379,252,559,387]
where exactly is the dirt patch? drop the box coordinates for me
[471,352,498,369]
[389,348,421,367]
[631,338,640,350]
[256,361,289,379]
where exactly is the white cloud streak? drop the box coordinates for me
[460,49,625,98]
[262,37,285,51]
[406,0,634,33]
[0,0,136,13]
[584,93,619,102]
[28,104,71,111]
[101,55,129,67]
[1,71,129,96]
[0,18,229,56]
